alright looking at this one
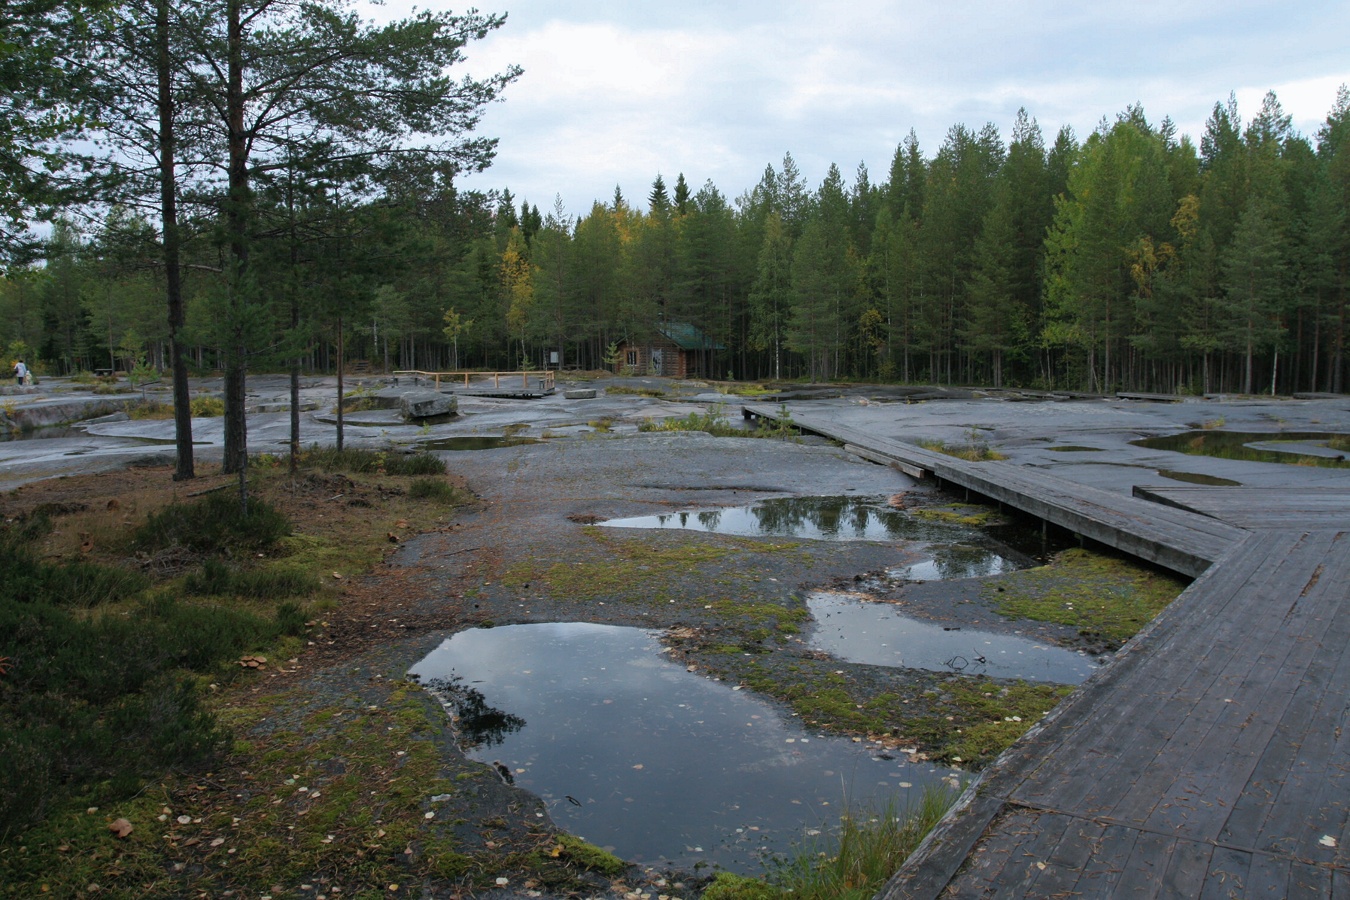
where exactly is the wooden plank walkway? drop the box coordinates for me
[743,404,1244,577]
[737,405,1350,898]
[1134,486,1350,531]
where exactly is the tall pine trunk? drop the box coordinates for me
[157,0,194,481]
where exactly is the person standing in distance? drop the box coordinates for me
[13,359,28,386]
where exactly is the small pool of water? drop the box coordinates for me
[602,496,953,542]
[807,592,1101,684]
[603,495,1051,578]
[409,622,963,873]
[1157,470,1241,486]
[416,436,540,451]
[1133,431,1350,467]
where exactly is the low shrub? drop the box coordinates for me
[408,476,461,503]
[191,395,225,416]
[129,400,175,419]
[133,490,291,556]
[301,446,444,476]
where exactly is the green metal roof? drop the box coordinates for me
[658,322,725,351]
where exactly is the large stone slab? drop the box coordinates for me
[400,391,457,419]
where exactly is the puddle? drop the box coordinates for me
[606,496,1000,544]
[887,543,1024,580]
[1157,470,1241,486]
[1133,431,1350,468]
[807,592,1100,684]
[415,436,540,451]
[410,622,963,873]
[1046,445,1103,452]
[0,425,81,442]
[603,495,1056,577]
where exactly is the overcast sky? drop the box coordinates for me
[380,1,1350,219]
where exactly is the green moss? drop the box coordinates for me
[548,834,628,876]
[910,503,997,527]
[501,528,734,602]
[986,548,1188,648]
[915,437,1007,462]
[703,871,785,900]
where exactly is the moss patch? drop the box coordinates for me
[985,548,1188,649]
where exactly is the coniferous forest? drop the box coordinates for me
[4,4,1350,400]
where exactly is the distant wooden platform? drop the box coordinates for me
[393,369,556,399]
[738,404,1350,898]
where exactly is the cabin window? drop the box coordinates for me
[626,350,638,367]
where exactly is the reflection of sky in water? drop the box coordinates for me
[605,496,991,543]
[808,593,1100,685]
[409,623,963,873]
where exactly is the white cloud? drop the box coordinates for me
[438,0,1350,214]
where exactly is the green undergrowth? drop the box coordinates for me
[767,787,958,900]
[0,449,468,855]
[915,437,1007,462]
[128,396,225,419]
[909,503,998,527]
[986,548,1188,649]
[301,445,448,476]
[502,527,747,603]
[0,523,300,844]
[700,787,957,900]
[132,490,292,556]
[605,385,664,397]
[638,402,801,440]
[2,680,628,897]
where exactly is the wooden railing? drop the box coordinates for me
[392,370,556,393]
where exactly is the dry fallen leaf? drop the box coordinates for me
[108,818,133,838]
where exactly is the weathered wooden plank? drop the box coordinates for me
[1013,534,1293,814]
[1017,816,1107,897]
[1284,860,1333,900]
[1244,852,1294,900]
[1071,823,1141,895]
[875,793,1006,900]
[1107,830,1175,896]
[1198,845,1253,899]
[1227,538,1350,857]
[970,810,1079,898]
[1124,533,1342,835]
[1158,838,1216,897]
[1135,486,1350,530]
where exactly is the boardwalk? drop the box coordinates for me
[742,404,1350,899]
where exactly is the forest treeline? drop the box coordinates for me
[3,5,1350,400]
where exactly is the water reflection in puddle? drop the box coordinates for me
[416,436,539,451]
[606,496,1012,546]
[888,544,1023,581]
[410,622,963,873]
[808,592,1100,685]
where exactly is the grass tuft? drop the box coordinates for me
[768,788,958,900]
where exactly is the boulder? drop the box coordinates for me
[400,391,457,419]
[564,389,597,400]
